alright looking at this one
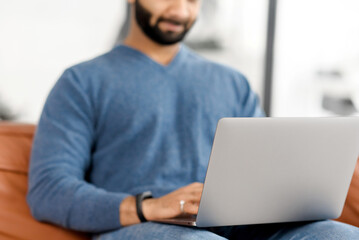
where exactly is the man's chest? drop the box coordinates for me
[98,73,238,125]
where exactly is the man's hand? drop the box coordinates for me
[143,182,203,221]
[119,182,203,226]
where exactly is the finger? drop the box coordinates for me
[180,190,202,198]
[179,189,202,198]
[178,193,202,204]
[189,185,204,190]
[189,190,202,199]
[190,182,203,189]
[183,201,199,215]
[184,182,203,189]
[181,184,203,193]
[191,182,203,187]
[191,188,204,193]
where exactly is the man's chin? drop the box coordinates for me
[152,32,184,45]
[164,32,184,40]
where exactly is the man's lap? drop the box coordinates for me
[94,220,359,240]
[94,222,225,240]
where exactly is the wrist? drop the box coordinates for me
[142,198,157,221]
[120,196,139,226]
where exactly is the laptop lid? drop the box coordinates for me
[196,117,359,227]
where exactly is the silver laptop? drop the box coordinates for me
[155,117,359,227]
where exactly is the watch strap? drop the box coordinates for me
[135,191,153,222]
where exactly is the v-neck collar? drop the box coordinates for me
[116,44,185,72]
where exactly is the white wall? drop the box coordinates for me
[0,0,124,122]
[272,0,359,117]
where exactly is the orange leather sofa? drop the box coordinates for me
[0,122,358,239]
[0,122,90,240]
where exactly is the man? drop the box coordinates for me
[27,0,359,239]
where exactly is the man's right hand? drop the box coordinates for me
[119,182,203,226]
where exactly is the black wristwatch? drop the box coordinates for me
[135,191,153,222]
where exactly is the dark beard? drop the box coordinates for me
[134,0,194,45]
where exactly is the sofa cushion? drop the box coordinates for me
[0,123,34,173]
[336,158,359,227]
[0,122,89,240]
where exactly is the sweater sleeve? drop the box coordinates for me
[27,68,130,233]
[237,74,266,117]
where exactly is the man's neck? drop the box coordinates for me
[123,25,180,66]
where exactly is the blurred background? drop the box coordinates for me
[1,0,359,123]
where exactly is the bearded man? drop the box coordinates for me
[27,0,359,239]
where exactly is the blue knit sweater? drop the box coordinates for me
[27,44,264,233]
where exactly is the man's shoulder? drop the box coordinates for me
[69,47,125,74]
[59,46,134,89]
[54,47,129,94]
[182,45,247,81]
